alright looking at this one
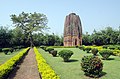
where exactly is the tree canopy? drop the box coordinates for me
[10,12,48,47]
[82,26,120,45]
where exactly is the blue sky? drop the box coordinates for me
[0,0,120,35]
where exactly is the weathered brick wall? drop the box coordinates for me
[64,13,82,46]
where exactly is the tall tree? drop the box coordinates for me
[11,12,48,47]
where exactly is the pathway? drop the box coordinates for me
[8,48,40,79]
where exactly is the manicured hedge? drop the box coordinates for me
[99,49,113,60]
[0,47,30,79]
[58,50,73,62]
[81,55,103,78]
[34,47,60,79]
[47,46,76,48]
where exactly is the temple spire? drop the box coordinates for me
[64,13,82,46]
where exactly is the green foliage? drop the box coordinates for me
[85,47,91,53]
[34,47,60,79]
[46,47,54,53]
[79,46,85,50]
[99,49,113,60]
[91,48,98,55]
[49,46,75,48]
[0,27,12,48]
[0,47,29,79]
[11,12,48,47]
[82,33,92,45]
[103,45,108,49]
[117,46,120,50]
[2,48,10,55]
[58,50,73,62]
[51,50,57,57]
[112,50,120,56]
[40,46,46,50]
[82,26,120,45]
[0,48,2,52]
[81,55,103,78]
[9,48,14,53]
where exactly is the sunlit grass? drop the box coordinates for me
[0,49,22,65]
[38,48,120,79]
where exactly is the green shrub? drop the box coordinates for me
[51,50,57,57]
[81,55,103,78]
[0,47,30,79]
[117,46,120,50]
[34,47,60,79]
[85,47,91,53]
[75,46,79,48]
[91,48,98,56]
[47,46,75,48]
[112,50,120,56]
[103,45,108,49]
[10,48,14,53]
[58,50,73,62]
[46,47,54,53]
[17,46,21,49]
[83,47,85,51]
[109,46,116,50]
[79,46,85,50]
[40,46,46,50]
[2,48,10,54]
[99,49,113,60]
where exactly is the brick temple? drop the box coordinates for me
[64,13,82,46]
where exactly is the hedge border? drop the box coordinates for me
[34,47,60,79]
[0,47,30,79]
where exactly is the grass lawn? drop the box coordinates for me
[38,48,120,79]
[0,49,23,65]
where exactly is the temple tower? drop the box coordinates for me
[64,13,82,46]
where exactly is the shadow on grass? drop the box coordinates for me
[107,58,115,60]
[66,59,78,63]
[98,71,107,78]
[85,71,107,79]
[102,58,115,60]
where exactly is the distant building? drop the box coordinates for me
[64,13,82,46]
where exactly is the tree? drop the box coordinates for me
[11,12,48,47]
[0,26,12,48]
[11,27,24,46]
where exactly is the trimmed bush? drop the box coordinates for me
[103,45,108,49]
[81,55,103,78]
[112,50,120,56]
[40,46,46,50]
[117,46,120,50]
[99,49,113,60]
[34,47,60,79]
[10,48,14,53]
[46,47,54,53]
[79,46,85,50]
[75,45,79,48]
[85,47,91,53]
[2,48,10,54]
[51,50,57,57]
[91,48,98,56]
[46,46,75,48]
[58,50,73,62]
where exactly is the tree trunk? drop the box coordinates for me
[29,33,34,48]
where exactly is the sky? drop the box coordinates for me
[0,0,120,35]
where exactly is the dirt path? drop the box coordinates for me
[8,48,40,79]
